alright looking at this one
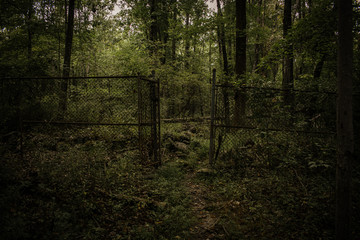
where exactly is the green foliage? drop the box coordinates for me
[1,124,200,239]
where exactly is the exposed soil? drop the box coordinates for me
[185,172,225,239]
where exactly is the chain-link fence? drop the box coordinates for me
[1,76,160,166]
[209,71,337,167]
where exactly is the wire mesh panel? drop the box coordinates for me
[210,81,337,166]
[138,77,161,166]
[1,76,160,165]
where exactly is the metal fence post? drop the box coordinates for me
[157,76,161,166]
[137,76,144,160]
[209,69,216,166]
[149,71,160,167]
[19,78,24,162]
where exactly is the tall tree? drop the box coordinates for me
[60,0,75,115]
[336,0,353,238]
[216,0,230,126]
[253,0,263,71]
[170,0,178,62]
[233,0,246,124]
[216,0,229,75]
[149,0,158,47]
[26,0,33,64]
[282,0,294,106]
[184,9,191,69]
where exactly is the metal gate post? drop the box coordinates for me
[209,69,216,166]
[156,77,161,166]
[150,71,160,167]
[138,76,145,160]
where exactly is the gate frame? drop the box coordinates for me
[8,75,161,165]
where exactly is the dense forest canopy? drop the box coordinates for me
[2,0,359,88]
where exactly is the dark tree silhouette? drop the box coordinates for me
[336,0,353,239]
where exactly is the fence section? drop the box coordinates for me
[1,76,160,165]
[209,70,337,166]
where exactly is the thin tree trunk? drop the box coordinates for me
[60,0,75,116]
[171,2,177,62]
[254,0,263,72]
[149,0,158,47]
[313,54,325,80]
[160,3,169,65]
[336,0,353,239]
[209,37,212,76]
[282,0,294,107]
[216,0,229,75]
[216,24,223,68]
[27,0,33,64]
[233,0,246,125]
[185,11,190,69]
[216,0,230,126]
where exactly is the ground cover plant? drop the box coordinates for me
[2,122,357,239]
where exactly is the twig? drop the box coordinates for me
[292,168,308,196]
[222,224,229,236]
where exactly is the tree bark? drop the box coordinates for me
[149,0,158,44]
[60,0,75,116]
[233,0,246,125]
[216,0,230,126]
[282,0,294,107]
[185,10,190,69]
[160,2,169,65]
[216,0,229,75]
[336,0,353,239]
[254,0,263,72]
[313,54,325,81]
[27,0,33,63]
[171,1,177,62]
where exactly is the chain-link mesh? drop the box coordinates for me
[0,76,160,165]
[211,84,337,165]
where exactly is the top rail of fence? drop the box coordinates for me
[215,83,360,96]
[0,75,158,83]
[215,83,337,95]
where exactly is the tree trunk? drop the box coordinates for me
[233,0,246,125]
[27,0,33,64]
[171,2,177,62]
[60,0,75,116]
[149,0,158,43]
[216,0,229,75]
[160,2,169,65]
[216,0,230,126]
[313,54,325,81]
[282,0,294,107]
[185,11,190,69]
[254,0,263,72]
[336,0,353,239]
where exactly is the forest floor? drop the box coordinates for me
[1,124,358,239]
[185,171,222,239]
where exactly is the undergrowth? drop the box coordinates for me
[1,124,358,239]
[0,126,195,240]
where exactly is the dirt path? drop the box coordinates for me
[185,172,224,239]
